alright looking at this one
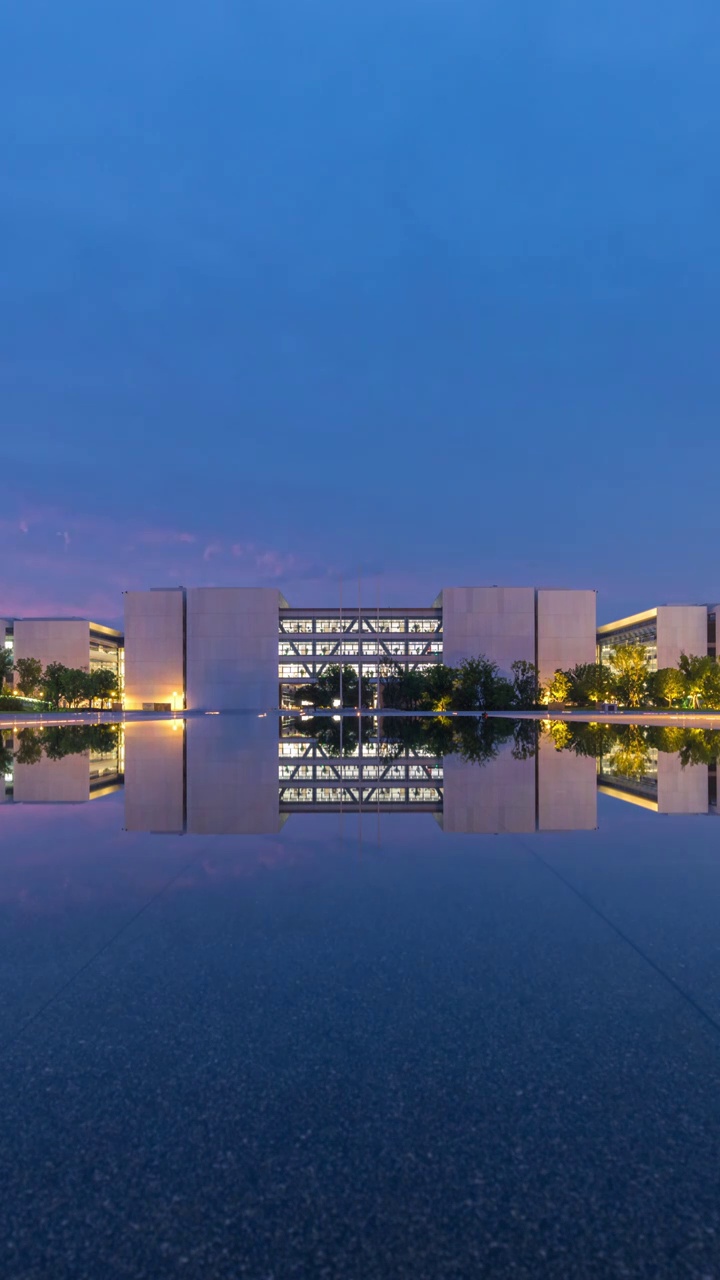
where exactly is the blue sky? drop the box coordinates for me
[2,0,719,625]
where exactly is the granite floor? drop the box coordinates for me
[2,772,720,1277]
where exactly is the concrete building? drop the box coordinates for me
[597,605,717,671]
[4,617,123,689]
[123,585,596,712]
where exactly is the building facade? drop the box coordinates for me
[3,618,123,691]
[597,604,720,671]
[122,585,597,711]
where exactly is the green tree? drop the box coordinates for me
[293,664,373,710]
[382,664,427,710]
[41,662,68,710]
[511,660,539,709]
[647,666,688,708]
[451,656,502,710]
[60,667,91,709]
[88,668,120,708]
[544,670,571,705]
[419,663,456,711]
[608,644,649,708]
[14,656,43,698]
[564,663,613,707]
[677,654,720,709]
[0,648,13,691]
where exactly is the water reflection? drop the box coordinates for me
[3,717,719,828]
[1,725,123,804]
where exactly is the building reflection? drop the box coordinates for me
[3,718,719,829]
[1,726,123,804]
[122,718,599,835]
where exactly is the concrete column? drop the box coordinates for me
[124,590,185,711]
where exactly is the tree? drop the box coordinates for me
[564,663,613,707]
[451,656,502,710]
[14,656,43,698]
[543,670,571,705]
[292,664,373,710]
[419,663,456,711]
[382,664,427,710]
[678,653,720,709]
[41,662,68,710]
[647,667,688,708]
[88,668,120,708]
[511,660,539,710]
[59,667,91,709]
[0,648,13,691]
[608,644,649,708]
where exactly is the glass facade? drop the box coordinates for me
[597,619,658,672]
[278,609,442,687]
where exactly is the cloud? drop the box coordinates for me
[203,542,223,562]
[137,529,197,546]
[19,520,29,534]
[57,530,71,549]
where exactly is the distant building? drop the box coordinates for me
[2,618,123,689]
[597,604,720,671]
[122,585,597,712]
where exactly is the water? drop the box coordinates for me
[2,715,720,1278]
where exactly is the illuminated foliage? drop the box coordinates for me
[647,667,688,707]
[608,644,650,708]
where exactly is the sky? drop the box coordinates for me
[2,0,719,626]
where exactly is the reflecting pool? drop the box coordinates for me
[2,715,720,1277]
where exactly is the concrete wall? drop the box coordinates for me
[441,744,536,833]
[537,589,597,687]
[186,588,280,711]
[12,750,90,803]
[656,606,709,668]
[124,590,185,711]
[13,619,90,672]
[124,721,185,832]
[656,753,709,814]
[537,731,597,830]
[186,716,280,833]
[440,587,535,676]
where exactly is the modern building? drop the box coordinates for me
[123,585,597,712]
[597,604,720,671]
[2,617,123,688]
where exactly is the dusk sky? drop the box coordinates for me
[2,1,719,626]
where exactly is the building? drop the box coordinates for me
[123,586,597,712]
[597,604,720,671]
[2,617,123,689]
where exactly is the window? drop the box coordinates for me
[280,619,313,633]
